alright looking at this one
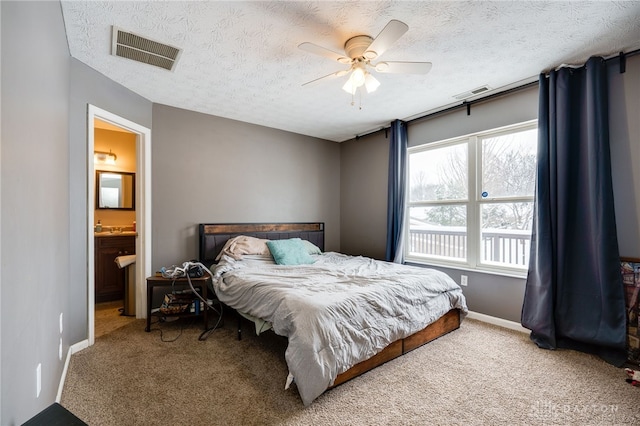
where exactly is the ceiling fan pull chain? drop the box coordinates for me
[349,88,364,110]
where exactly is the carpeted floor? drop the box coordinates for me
[61,314,640,425]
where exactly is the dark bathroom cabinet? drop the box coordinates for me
[95,235,135,303]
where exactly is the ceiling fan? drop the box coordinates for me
[299,20,432,95]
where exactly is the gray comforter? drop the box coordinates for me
[213,252,468,405]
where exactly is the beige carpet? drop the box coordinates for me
[61,315,640,425]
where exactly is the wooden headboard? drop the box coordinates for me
[198,222,325,265]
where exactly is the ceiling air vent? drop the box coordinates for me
[453,85,492,100]
[111,26,181,71]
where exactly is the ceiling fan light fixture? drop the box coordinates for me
[364,73,380,93]
[351,67,366,87]
[343,71,380,95]
[342,78,357,95]
[342,63,368,94]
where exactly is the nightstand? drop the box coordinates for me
[145,275,212,332]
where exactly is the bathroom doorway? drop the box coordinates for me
[87,105,151,346]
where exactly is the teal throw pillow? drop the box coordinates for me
[267,238,316,265]
[301,239,322,255]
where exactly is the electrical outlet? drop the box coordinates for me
[36,363,42,398]
[460,275,468,286]
[59,313,63,334]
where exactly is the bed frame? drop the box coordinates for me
[198,222,461,388]
[199,222,325,265]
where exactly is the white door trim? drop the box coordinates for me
[87,105,151,346]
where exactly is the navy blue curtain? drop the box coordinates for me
[521,56,626,366]
[385,119,407,263]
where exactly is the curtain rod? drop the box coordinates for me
[354,47,640,141]
[606,46,639,73]
[355,79,538,140]
[543,47,640,75]
[407,80,539,126]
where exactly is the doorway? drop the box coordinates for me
[87,105,151,346]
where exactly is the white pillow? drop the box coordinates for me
[215,235,269,261]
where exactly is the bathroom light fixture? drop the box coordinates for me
[94,150,117,165]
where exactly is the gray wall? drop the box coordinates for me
[340,131,389,260]
[610,54,640,259]
[1,2,70,423]
[68,59,152,343]
[407,86,539,144]
[1,2,153,423]
[151,104,340,272]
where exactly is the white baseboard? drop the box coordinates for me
[56,339,89,403]
[466,311,529,334]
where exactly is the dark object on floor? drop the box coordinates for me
[22,402,87,425]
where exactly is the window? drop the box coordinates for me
[406,121,537,274]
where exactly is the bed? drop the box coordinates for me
[199,222,468,405]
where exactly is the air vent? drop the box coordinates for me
[453,85,492,100]
[111,26,181,71]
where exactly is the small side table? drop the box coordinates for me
[145,275,211,332]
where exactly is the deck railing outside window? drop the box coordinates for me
[408,228,531,267]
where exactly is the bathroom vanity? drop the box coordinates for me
[95,234,136,303]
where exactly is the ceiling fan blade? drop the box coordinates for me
[363,20,409,60]
[302,69,349,87]
[374,61,433,74]
[298,42,350,64]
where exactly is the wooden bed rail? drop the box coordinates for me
[331,309,461,388]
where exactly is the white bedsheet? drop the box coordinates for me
[213,252,468,405]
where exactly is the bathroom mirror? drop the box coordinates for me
[96,171,135,210]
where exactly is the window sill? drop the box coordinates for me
[404,259,528,280]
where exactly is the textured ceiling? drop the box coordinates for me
[61,1,640,142]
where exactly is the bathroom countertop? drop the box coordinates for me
[94,231,137,237]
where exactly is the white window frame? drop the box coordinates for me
[405,120,537,276]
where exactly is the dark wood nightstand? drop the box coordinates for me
[145,275,211,332]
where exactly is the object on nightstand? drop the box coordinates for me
[160,293,191,314]
[159,288,202,315]
[95,220,102,232]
